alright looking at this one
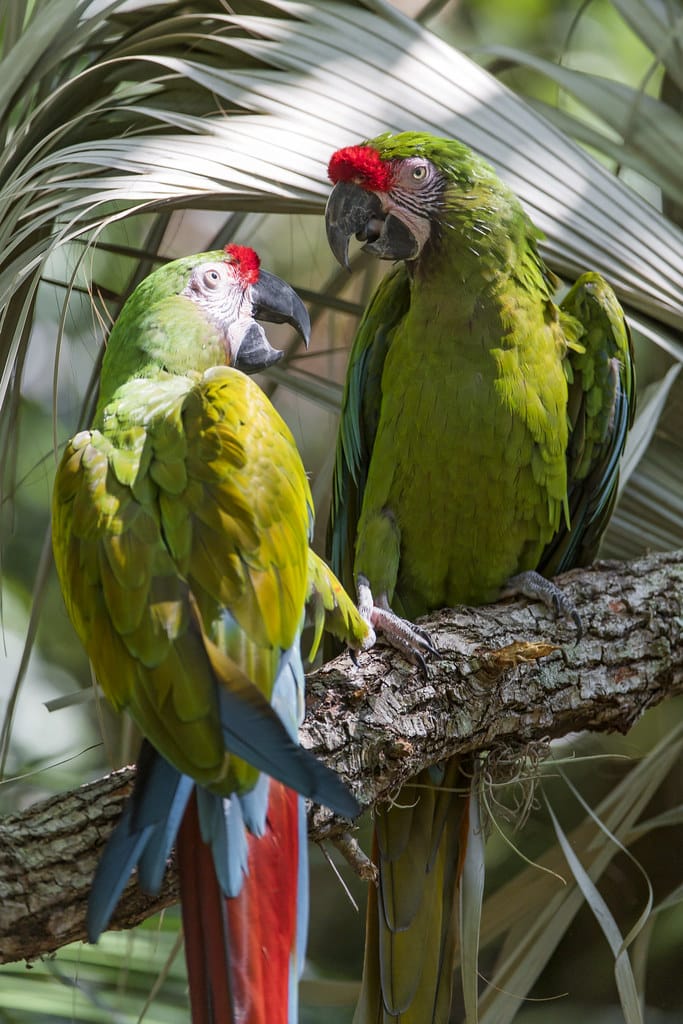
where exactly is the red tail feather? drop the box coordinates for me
[177,784,302,1024]
[177,793,234,1024]
[226,782,301,1024]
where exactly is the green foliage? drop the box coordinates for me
[0,913,189,1022]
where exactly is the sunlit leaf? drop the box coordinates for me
[479,42,683,205]
[459,775,485,1023]
[476,725,683,1022]
[610,0,683,89]
[617,362,681,493]
[546,797,643,1024]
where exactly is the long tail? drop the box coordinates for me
[176,791,233,1024]
[176,782,306,1024]
[223,781,306,1024]
[354,758,469,1024]
[87,640,340,1022]
[88,745,307,1024]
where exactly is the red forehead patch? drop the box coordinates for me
[224,243,260,284]
[328,145,393,191]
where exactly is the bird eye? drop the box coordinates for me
[411,164,428,181]
[202,268,222,289]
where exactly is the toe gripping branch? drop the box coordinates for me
[501,570,583,638]
[355,574,439,675]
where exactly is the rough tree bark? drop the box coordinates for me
[1,549,681,964]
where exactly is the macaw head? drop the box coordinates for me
[325,131,503,268]
[177,243,310,372]
[97,244,311,405]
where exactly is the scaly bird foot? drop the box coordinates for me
[501,570,582,638]
[356,574,438,675]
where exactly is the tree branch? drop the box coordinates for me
[1,549,681,964]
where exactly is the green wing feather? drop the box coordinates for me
[540,272,635,575]
[306,549,369,660]
[53,366,312,796]
[329,263,411,590]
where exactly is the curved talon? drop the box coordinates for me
[376,625,432,676]
[409,622,440,655]
[419,651,431,677]
[414,651,429,679]
[355,575,438,669]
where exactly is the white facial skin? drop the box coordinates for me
[380,156,439,254]
[183,261,250,320]
[182,260,257,363]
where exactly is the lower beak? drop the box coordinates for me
[233,270,310,373]
[232,323,285,373]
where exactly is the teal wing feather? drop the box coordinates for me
[329,264,411,588]
[539,272,635,575]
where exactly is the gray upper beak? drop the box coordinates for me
[325,182,385,269]
[233,270,310,374]
[251,270,311,348]
[325,180,418,266]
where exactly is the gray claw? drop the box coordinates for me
[411,624,440,657]
[415,651,429,679]
[570,609,583,639]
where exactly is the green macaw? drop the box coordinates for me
[51,244,368,1024]
[325,133,635,1023]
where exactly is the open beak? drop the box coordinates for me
[325,181,419,268]
[233,271,311,374]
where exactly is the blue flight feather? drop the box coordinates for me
[216,675,359,819]
[87,803,153,943]
[196,787,249,898]
[239,772,270,837]
[87,746,193,941]
[137,773,194,895]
